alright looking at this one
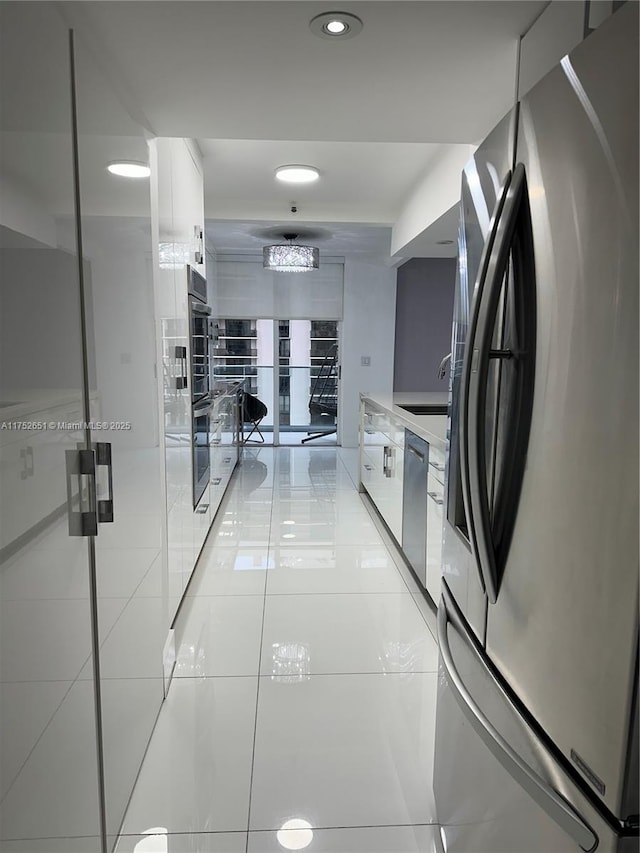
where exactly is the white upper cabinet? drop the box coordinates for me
[152,138,212,624]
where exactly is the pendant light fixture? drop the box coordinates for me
[263,233,320,273]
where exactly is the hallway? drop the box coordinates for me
[116,446,441,853]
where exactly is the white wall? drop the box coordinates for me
[0,173,58,248]
[390,144,475,257]
[340,258,397,447]
[518,1,585,98]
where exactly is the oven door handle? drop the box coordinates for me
[191,300,211,316]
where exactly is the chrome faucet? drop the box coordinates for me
[437,352,451,380]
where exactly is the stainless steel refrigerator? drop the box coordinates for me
[433,5,639,852]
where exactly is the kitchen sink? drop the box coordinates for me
[398,403,449,416]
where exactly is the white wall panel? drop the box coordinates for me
[340,259,396,447]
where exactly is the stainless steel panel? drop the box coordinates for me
[444,109,516,641]
[402,430,429,589]
[486,4,639,820]
[434,585,627,853]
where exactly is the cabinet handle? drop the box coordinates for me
[429,461,445,473]
[65,448,98,537]
[94,442,114,524]
[20,449,28,480]
[26,446,34,477]
[174,345,188,389]
[363,464,373,471]
[428,490,444,506]
[223,457,232,463]
[383,445,394,477]
[196,503,209,514]
[211,477,222,485]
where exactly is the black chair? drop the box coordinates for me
[240,391,268,443]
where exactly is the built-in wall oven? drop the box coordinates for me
[188,266,212,507]
[188,266,211,405]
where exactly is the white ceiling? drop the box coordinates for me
[200,139,446,224]
[27,1,548,259]
[206,219,394,261]
[67,1,545,143]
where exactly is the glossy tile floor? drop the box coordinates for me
[116,447,442,853]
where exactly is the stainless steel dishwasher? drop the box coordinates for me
[402,429,429,589]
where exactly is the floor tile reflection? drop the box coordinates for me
[118,447,439,848]
[121,678,257,835]
[116,831,247,853]
[247,824,442,852]
[249,672,438,831]
[260,593,438,675]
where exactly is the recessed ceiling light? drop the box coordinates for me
[310,11,363,40]
[275,165,320,184]
[106,160,150,178]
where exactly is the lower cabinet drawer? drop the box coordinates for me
[425,469,444,602]
[361,441,403,543]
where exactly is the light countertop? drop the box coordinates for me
[360,391,448,449]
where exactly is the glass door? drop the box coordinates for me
[277,319,339,445]
[0,5,103,850]
[213,318,339,445]
[71,28,166,853]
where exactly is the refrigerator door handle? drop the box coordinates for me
[438,585,599,853]
[459,171,512,596]
[465,163,535,603]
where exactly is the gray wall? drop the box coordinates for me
[0,241,96,393]
[393,257,456,392]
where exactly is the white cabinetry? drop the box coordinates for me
[209,390,238,516]
[153,138,207,624]
[360,401,404,543]
[0,397,98,553]
[426,444,445,603]
[152,138,239,625]
[359,397,446,604]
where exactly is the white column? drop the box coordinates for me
[256,319,274,422]
[290,319,310,425]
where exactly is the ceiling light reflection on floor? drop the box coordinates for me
[134,827,168,853]
[277,818,314,850]
[272,642,311,683]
